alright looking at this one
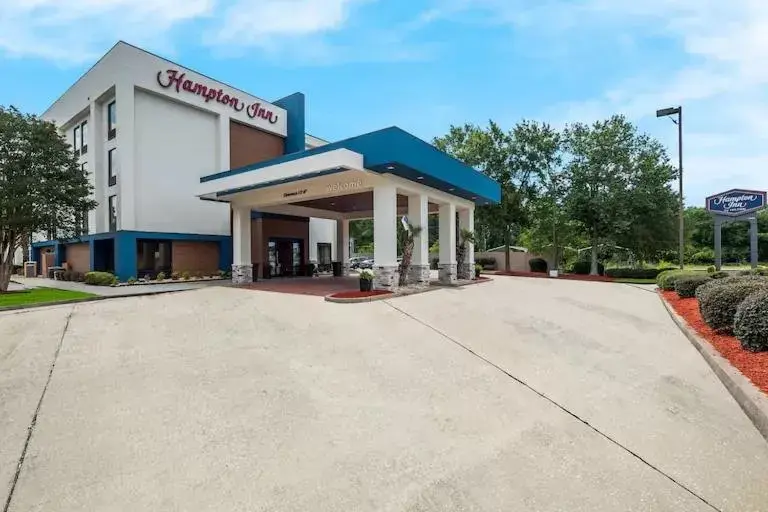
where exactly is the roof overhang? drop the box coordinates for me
[199,127,501,206]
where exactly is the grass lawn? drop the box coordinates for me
[614,278,658,284]
[0,287,97,308]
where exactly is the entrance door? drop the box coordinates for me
[268,238,304,277]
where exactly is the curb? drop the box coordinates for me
[0,288,196,314]
[324,277,492,303]
[324,292,394,304]
[659,294,768,442]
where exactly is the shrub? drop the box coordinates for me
[156,272,166,281]
[689,248,715,265]
[674,275,711,298]
[710,271,729,279]
[127,276,137,284]
[529,257,548,273]
[181,271,190,280]
[570,260,605,275]
[734,289,768,352]
[699,281,768,333]
[657,270,699,291]
[171,271,180,280]
[706,265,716,274]
[475,257,498,270]
[696,275,768,301]
[605,268,670,279]
[474,263,483,278]
[359,269,374,281]
[84,271,117,286]
[218,269,227,278]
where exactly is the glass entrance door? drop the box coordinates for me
[267,238,304,277]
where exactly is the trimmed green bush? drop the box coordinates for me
[657,270,700,291]
[710,271,729,279]
[699,280,768,333]
[156,272,166,281]
[674,275,712,298]
[706,265,716,274]
[605,268,672,279]
[475,257,497,270]
[734,289,768,352]
[696,275,768,301]
[570,260,605,275]
[84,271,117,286]
[528,257,548,273]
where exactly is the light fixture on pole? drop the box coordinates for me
[656,106,684,269]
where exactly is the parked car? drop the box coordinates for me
[349,256,367,269]
[358,258,374,269]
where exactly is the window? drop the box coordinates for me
[80,162,89,235]
[73,125,80,155]
[108,194,117,231]
[107,101,117,140]
[80,120,88,154]
[137,240,172,275]
[108,148,117,186]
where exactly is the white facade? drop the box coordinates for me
[41,41,334,251]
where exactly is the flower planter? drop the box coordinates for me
[360,279,373,292]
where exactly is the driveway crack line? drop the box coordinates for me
[383,300,721,512]
[3,305,75,512]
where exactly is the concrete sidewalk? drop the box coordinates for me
[1,279,766,511]
[11,276,229,296]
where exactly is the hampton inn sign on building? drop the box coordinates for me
[31,41,500,290]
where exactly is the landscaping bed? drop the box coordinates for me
[493,270,614,282]
[325,289,394,303]
[661,290,768,396]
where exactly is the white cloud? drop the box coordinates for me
[0,0,214,62]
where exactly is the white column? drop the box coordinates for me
[407,193,430,286]
[373,184,399,290]
[438,202,457,284]
[231,204,253,284]
[458,207,475,279]
[336,218,350,276]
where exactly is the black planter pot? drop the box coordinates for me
[360,278,373,292]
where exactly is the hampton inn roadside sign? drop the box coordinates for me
[706,189,767,217]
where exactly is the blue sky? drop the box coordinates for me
[1,0,766,206]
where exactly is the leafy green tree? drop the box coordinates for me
[564,115,677,273]
[0,106,95,292]
[434,121,545,271]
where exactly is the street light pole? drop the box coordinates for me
[657,106,684,269]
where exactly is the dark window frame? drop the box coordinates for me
[108,148,117,186]
[73,125,80,156]
[80,120,88,155]
[108,194,117,232]
[107,101,117,140]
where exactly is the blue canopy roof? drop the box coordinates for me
[201,126,501,205]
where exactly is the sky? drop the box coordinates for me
[0,0,766,206]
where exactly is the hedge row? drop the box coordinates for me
[605,267,676,279]
[674,275,712,298]
[569,261,605,275]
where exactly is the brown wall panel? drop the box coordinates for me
[230,121,285,169]
[65,243,90,273]
[172,241,220,274]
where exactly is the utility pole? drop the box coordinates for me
[657,106,684,269]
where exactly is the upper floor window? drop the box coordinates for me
[73,125,81,155]
[108,148,117,186]
[108,194,117,232]
[107,101,117,140]
[80,120,88,154]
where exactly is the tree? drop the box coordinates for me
[0,106,95,292]
[564,115,676,274]
[397,221,423,286]
[434,121,545,271]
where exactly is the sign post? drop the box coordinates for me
[706,189,767,270]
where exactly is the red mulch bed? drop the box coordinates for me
[494,270,614,282]
[328,289,392,299]
[661,290,768,396]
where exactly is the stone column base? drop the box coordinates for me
[374,265,399,291]
[341,263,350,277]
[407,264,431,288]
[438,263,457,285]
[458,262,474,280]
[232,264,253,284]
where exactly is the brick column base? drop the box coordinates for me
[232,264,253,284]
[438,263,457,285]
[458,262,474,280]
[374,265,399,291]
[407,264,431,288]
[341,263,350,277]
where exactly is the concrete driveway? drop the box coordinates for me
[1,277,767,511]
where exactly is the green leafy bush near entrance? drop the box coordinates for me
[656,270,698,290]
[84,271,117,286]
[606,268,671,279]
[475,257,497,270]
[699,280,768,333]
[156,272,166,281]
[695,275,768,301]
[674,275,712,298]
[734,289,768,352]
[570,260,605,275]
[528,258,548,273]
[710,271,730,279]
